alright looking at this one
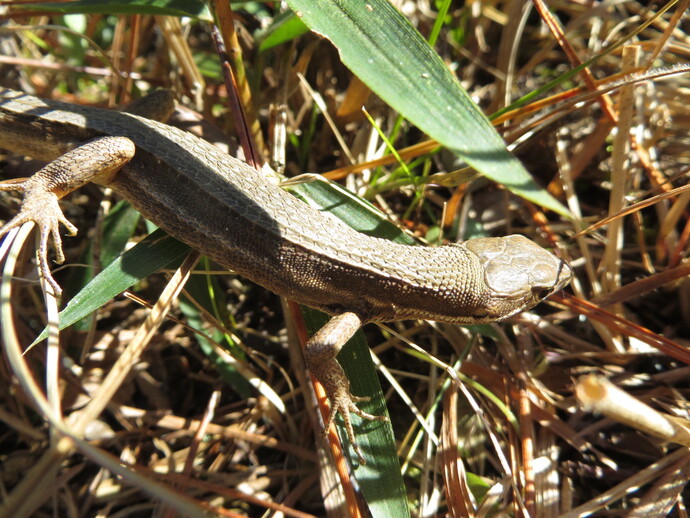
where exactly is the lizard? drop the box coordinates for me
[0,87,572,462]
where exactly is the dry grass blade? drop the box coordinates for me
[441,385,476,518]
[553,294,690,364]
[557,449,690,518]
[575,182,690,238]
[626,453,690,518]
[532,0,617,121]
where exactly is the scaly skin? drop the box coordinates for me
[0,87,572,462]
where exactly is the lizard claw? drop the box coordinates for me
[0,178,76,295]
[313,354,388,465]
[324,378,388,464]
[304,312,388,464]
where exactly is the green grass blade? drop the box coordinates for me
[301,308,410,518]
[286,0,570,217]
[17,0,211,20]
[32,230,189,345]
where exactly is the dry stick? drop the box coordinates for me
[602,44,640,351]
[163,389,221,518]
[440,386,476,518]
[576,182,690,237]
[516,380,536,518]
[590,261,690,308]
[212,0,265,158]
[576,375,690,448]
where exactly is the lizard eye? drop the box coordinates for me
[531,286,553,301]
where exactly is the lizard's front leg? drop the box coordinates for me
[304,311,388,463]
[0,136,135,295]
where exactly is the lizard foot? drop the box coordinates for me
[318,362,388,464]
[0,177,77,296]
[305,312,388,464]
[0,136,134,297]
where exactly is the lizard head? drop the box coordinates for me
[464,234,572,321]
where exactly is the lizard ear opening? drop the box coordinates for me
[471,309,491,320]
